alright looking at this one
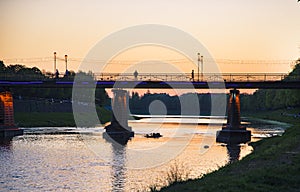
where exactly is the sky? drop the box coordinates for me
[1,0,300,74]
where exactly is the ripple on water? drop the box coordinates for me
[0,119,283,191]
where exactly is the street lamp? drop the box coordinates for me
[65,54,68,74]
[201,55,204,81]
[54,52,57,74]
[197,53,200,81]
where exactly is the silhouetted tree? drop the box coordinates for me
[240,59,300,111]
[0,61,109,104]
[0,61,5,72]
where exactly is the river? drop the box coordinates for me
[0,117,289,191]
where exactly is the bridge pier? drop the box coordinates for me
[104,89,134,144]
[0,91,23,139]
[216,89,251,144]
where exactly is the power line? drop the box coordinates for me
[2,57,295,65]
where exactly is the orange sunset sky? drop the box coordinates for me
[1,0,300,74]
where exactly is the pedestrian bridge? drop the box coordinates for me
[1,72,299,141]
[0,72,300,89]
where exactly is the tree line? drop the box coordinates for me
[129,59,300,115]
[240,59,300,111]
[0,61,110,106]
[129,91,226,116]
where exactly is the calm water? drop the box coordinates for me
[0,117,289,191]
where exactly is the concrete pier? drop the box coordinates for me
[0,91,23,140]
[216,89,251,144]
[105,89,134,144]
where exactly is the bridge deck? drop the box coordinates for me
[0,80,300,89]
[0,73,299,89]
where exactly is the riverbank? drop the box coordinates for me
[14,107,112,127]
[160,108,300,192]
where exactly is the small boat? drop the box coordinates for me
[144,133,162,138]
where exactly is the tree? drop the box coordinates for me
[6,64,25,74]
[240,58,300,111]
[0,61,5,72]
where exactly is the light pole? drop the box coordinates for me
[197,53,200,82]
[201,55,204,81]
[65,54,68,74]
[54,52,57,74]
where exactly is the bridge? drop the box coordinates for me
[1,72,299,143]
[1,72,300,89]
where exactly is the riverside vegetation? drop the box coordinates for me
[0,60,111,127]
[14,106,112,127]
[159,108,300,192]
[157,60,300,191]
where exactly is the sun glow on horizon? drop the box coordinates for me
[0,0,299,73]
[103,45,196,74]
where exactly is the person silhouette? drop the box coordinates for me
[65,69,70,76]
[191,70,194,81]
[134,70,138,80]
[55,69,59,79]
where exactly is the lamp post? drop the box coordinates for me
[54,52,57,74]
[201,55,204,81]
[65,54,68,73]
[197,53,200,82]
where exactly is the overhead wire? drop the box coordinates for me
[2,57,294,65]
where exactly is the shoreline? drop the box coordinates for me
[14,107,112,128]
[159,108,300,191]
[243,117,291,127]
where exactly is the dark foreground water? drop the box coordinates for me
[0,118,289,191]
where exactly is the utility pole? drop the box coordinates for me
[65,54,68,73]
[197,53,200,82]
[54,52,57,74]
[201,55,204,81]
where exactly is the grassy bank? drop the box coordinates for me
[160,108,300,192]
[14,107,112,127]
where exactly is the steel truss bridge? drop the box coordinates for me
[0,73,300,89]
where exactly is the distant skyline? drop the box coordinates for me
[1,0,300,73]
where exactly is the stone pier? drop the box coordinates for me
[216,89,251,144]
[0,91,23,139]
[104,89,134,144]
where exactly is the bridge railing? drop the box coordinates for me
[93,73,192,82]
[221,73,287,82]
[92,73,295,82]
[0,72,299,82]
[0,73,49,81]
[0,73,70,81]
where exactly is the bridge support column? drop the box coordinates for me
[0,91,23,139]
[104,89,134,144]
[216,89,251,144]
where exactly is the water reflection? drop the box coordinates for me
[226,144,241,163]
[0,120,282,191]
[103,133,128,192]
[111,143,126,192]
[0,138,12,149]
